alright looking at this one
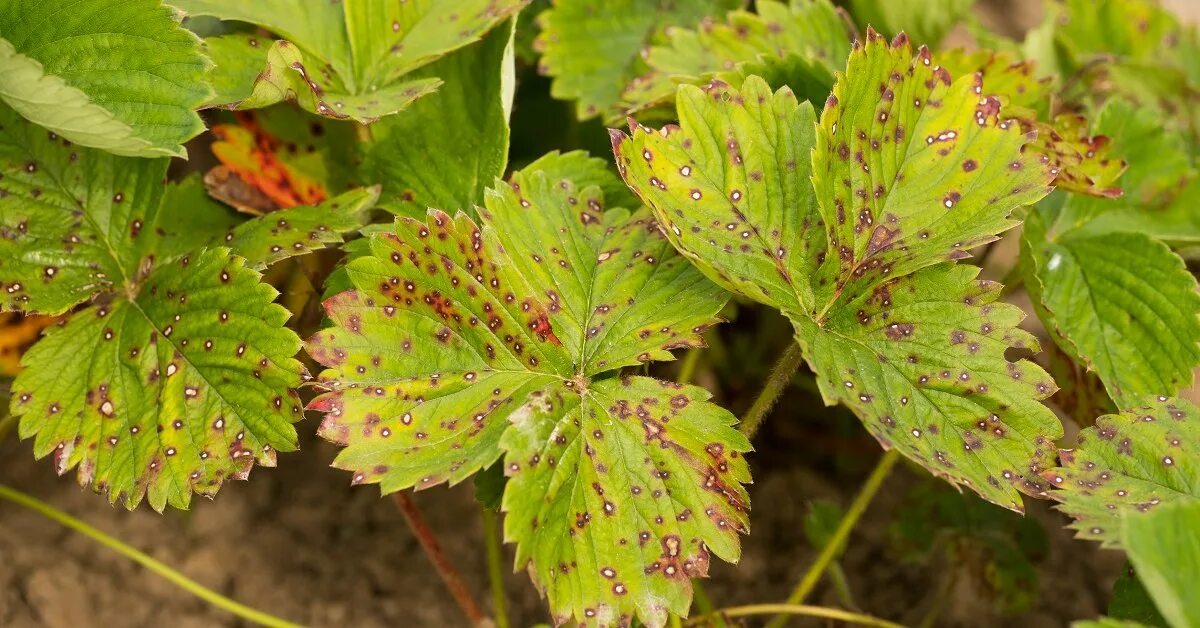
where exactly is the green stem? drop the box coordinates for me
[481,508,509,628]
[0,485,303,628]
[827,562,858,611]
[669,614,683,628]
[768,450,901,628]
[690,580,727,628]
[0,413,18,443]
[738,342,804,439]
[676,347,703,385]
[686,604,902,628]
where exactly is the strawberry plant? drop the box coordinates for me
[1,0,1199,626]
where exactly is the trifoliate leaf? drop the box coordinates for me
[362,19,515,216]
[0,0,210,158]
[618,0,849,119]
[1044,396,1200,547]
[616,32,1062,510]
[535,0,741,120]
[0,108,367,509]
[306,155,743,627]
[1022,215,1200,406]
[1121,500,1200,628]
[12,249,305,511]
[178,0,525,123]
[846,0,975,46]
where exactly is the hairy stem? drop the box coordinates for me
[481,507,509,628]
[738,342,804,439]
[768,450,901,628]
[391,492,488,626]
[0,485,302,628]
[687,604,902,628]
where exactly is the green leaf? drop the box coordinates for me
[535,0,741,120]
[362,19,515,216]
[0,0,210,158]
[1044,396,1200,547]
[179,0,526,123]
[518,150,640,211]
[1022,216,1200,406]
[0,108,355,510]
[306,155,743,626]
[1074,618,1153,628]
[618,0,849,118]
[11,249,305,511]
[1121,500,1200,628]
[615,33,1061,510]
[1055,0,1180,68]
[847,0,975,46]
[1109,566,1169,628]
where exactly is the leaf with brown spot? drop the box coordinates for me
[1044,396,1200,548]
[617,33,1063,510]
[11,249,304,511]
[306,154,740,627]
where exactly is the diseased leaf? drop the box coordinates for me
[1044,396,1200,547]
[363,19,515,216]
[846,0,975,46]
[306,155,743,627]
[208,116,329,213]
[12,249,305,511]
[1121,500,1200,628]
[936,48,1127,199]
[0,108,367,509]
[179,0,526,123]
[220,187,378,270]
[0,0,210,158]
[1022,216,1200,406]
[1055,0,1180,68]
[518,150,640,212]
[616,32,1061,510]
[618,0,849,119]
[535,0,741,120]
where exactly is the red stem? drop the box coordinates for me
[391,492,489,625]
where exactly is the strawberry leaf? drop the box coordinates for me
[618,0,849,120]
[12,249,305,511]
[1120,500,1200,628]
[220,187,379,269]
[1022,216,1200,406]
[0,108,361,509]
[616,33,1062,509]
[0,0,210,158]
[362,19,515,216]
[535,0,741,120]
[179,0,526,123]
[1044,396,1200,548]
[306,155,742,626]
